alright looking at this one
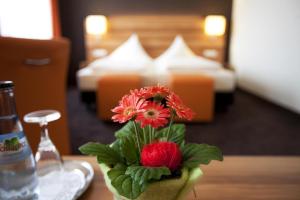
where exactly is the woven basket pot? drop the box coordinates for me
[99,164,203,200]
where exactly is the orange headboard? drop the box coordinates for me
[85,15,226,63]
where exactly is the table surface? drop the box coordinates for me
[64,156,300,200]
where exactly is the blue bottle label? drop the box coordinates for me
[0,132,32,164]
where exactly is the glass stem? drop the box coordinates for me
[40,124,50,141]
[39,121,63,167]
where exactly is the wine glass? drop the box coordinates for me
[24,110,63,177]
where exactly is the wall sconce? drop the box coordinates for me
[204,15,226,36]
[85,15,107,36]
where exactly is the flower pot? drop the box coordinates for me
[99,164,203,200]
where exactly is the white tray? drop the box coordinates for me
[39,160,94,200]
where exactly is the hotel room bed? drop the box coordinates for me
[77,15,236,120]
[78,70,235,112]
[78,35,235,92]
[78,35,235,107]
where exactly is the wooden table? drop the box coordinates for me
[64,156,300,200]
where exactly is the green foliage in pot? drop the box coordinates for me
[80,86,223,199]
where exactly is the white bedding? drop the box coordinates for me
[89,33,153,73]
[77,66,156,90]
[162,57,222,71]
[77,34,236,92]
[78,33,156,89]
[152,69,235,92]
[77,66,235,92]
[88,57,151,73]
[155,35,222,72]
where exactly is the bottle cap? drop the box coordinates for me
[0,81,14,89]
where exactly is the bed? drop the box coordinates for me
[77,15,236,118]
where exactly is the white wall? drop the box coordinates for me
[230,0,300,113]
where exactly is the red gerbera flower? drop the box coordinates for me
[130,89,145,98]
[141,141,182,171]
[135,102,170,128]
[111,94,146,123]
[167,92,195,120]
[139,85,170,99]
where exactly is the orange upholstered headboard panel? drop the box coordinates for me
[85,15,226,63]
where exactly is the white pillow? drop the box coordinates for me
[155,35,195,63]
[109,33,152,62]
[91,33,153,73]
[155,35,221,72]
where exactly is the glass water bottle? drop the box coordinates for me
[0,81,39,200]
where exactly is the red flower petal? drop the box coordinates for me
[111,94,146,123]
[135,85,170,99]
[135,102,170,128]
[167,92,195,120]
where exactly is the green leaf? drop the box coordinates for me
[108,165,145,199]
[79,142,123,165]
[111,139,121,152]
[119,135,139,165]
[114,121,142,165]
[115,121,142,138]
[182,143,223,169]
[107,164,127,178]
[156,124,185,146]
[125,166,171,185]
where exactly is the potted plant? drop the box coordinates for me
[80,85,223,200]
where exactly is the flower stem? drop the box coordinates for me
[132,121,142,153]
[142,128,147,145]
[166,113,174,141]
[148,125,152,143]
[151,127,155,142]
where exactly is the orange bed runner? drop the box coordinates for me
[97,74,142,120]
[97,73,214,122]
[169,74,214,122]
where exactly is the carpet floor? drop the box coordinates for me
[67,88,300,155]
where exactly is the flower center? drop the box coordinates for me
[124,107,135,116]
[148,111,155,116]
[144,109,159,119]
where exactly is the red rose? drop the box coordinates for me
[141,142,182,171]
